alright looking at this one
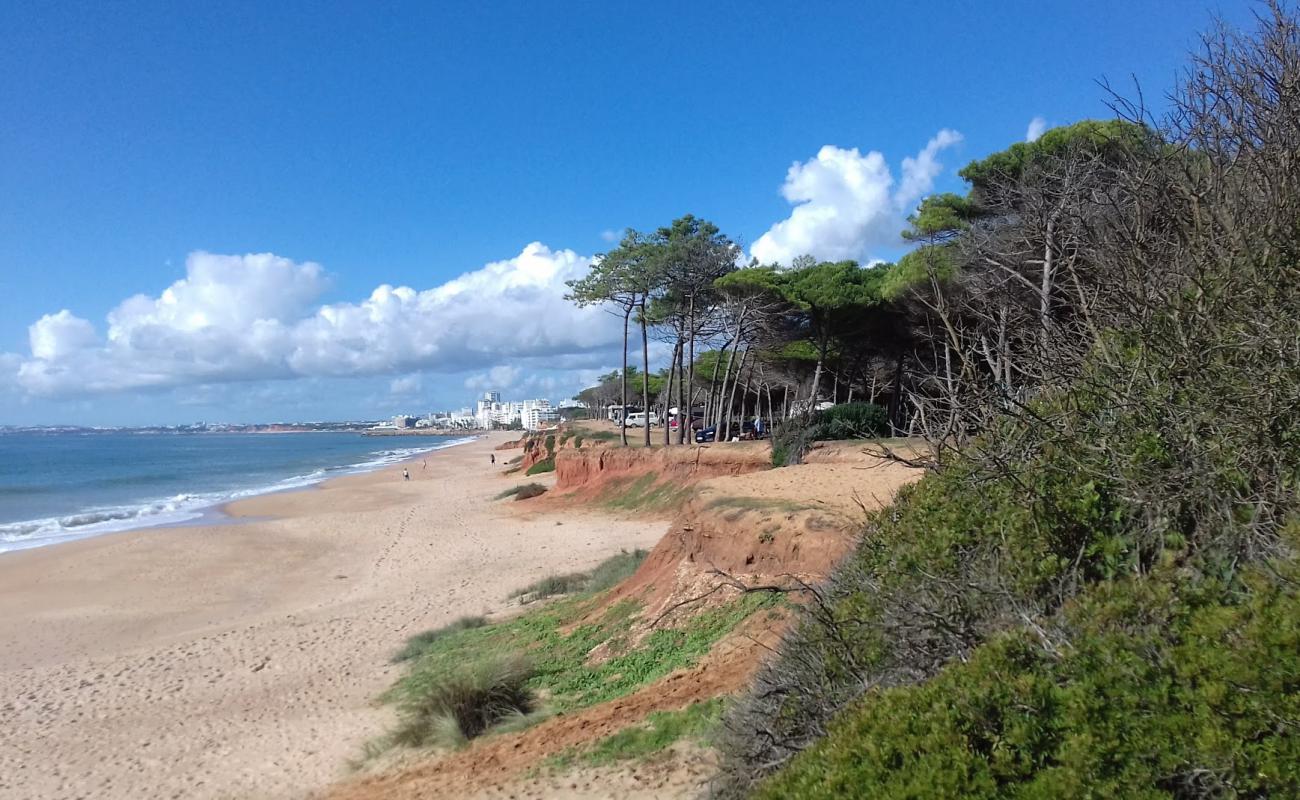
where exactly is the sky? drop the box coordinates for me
[0,0,1259,426]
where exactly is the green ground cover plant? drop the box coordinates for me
[525,458,555,476]
[547,698,724,770]
[381,587,775,756]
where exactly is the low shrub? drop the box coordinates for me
[509,571,589,600]
[391,615,489,663]
[586,548,649,593]
[756,559,1300,798]
[391,653,535,747]
[525,458,555,476]
[771,402,888,466]
[495,483,547,501]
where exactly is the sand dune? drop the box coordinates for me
[0,433,666,800]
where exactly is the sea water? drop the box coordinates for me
[0,431,475,553]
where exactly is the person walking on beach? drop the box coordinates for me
[490,453,496,466]
[402,468,410,481]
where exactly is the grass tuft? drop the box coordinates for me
[391,653,535,747]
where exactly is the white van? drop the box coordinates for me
[625,411,659,427]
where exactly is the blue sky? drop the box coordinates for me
[0,0,1256,425]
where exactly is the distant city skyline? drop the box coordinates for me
[0,1,1258,426]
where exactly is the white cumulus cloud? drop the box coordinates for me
[1026,116,1048,142]
[750,129,963,265]
[9,244,623,397]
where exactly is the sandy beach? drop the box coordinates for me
[0,433,666,800]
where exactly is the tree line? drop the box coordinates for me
[567,117,1154,455]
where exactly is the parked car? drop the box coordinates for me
[625,411,660,427]
[695,420,757,443]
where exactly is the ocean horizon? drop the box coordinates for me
[0,430,476,553]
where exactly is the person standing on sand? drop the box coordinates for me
[490,453,496,465]
[402,468,410,480]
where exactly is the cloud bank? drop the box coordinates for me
[11,244,622,397]
[750,129,963,265]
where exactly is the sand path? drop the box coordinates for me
[0,433,666,800]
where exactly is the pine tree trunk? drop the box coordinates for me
[620,307,630,446]
[663,340,677,446]
[723,349,749,441]
[640,298,651,448]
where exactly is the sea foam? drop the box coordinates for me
[0,436,476,553]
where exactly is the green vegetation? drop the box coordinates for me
[759,555,1300,799]
[384,585,775,756]
[704,496,811,514]
[524,458,555,476]
[772,402,888,466]
[391,615,489,663]
[508,549,649,600]
[548,698,724,770]
[390,653,534,747]
[495,483,547,501]
[508,571,589,601]
[714,9,1300,798]
[598,472,696,513]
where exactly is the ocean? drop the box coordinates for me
[0,431,476,553]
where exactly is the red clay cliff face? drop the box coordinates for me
[553,442,771,494]
[559,441,922,630]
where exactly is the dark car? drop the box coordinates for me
[694,425,718,443]
[695,420,758,443]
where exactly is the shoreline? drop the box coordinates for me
[0,432,667,800]
[0,434,480,556]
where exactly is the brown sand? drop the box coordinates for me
[0,433,666,800]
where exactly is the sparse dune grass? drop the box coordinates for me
[600,473,696,512]
[703,495,814,514]
[546,697,724,770]
[495,483,547,501]
[391,615,489,663]
[508,549,648,600]
[376,576,776,759]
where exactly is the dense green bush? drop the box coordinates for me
[759,553,1300,798]
[771,402,888,466]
